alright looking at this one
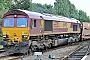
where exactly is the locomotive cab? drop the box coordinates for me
[1,9,31,54]
[2,10,30,42]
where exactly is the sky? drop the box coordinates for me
[32,0,90,16]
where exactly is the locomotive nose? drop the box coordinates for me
[2,28,30,43]
[2,31,21,42]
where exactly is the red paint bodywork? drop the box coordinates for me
[30,20,41,34]
[2,9,81,36]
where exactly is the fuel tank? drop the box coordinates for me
[57,38,68,46]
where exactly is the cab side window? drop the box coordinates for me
[30,19,36,28]
[34,19,36,27]
[73,25,78,31]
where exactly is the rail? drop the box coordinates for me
[0,55,22,60]
[0,48,5,53]
[0,40,88,60]
[63,41,90,60]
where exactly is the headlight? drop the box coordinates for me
[3,35,6,38]
[22,35,28,38]
[24,36,28,38]
[3,34,9,38]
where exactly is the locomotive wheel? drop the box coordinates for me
[48,43,52,48]
[45,46,48,50]
[28,49,32,54]
[75,38,78,43]
[25,51,28,55]
[43,44,46,49]
[31,45,38,52]
[68,37,73,45]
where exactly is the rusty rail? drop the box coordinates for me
[0,55,22,60]
[63,41,90,60]
[0,48,5,53]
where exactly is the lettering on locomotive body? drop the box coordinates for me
[10,10,20,15]
[63,22,67,28]
[53,21,59,28]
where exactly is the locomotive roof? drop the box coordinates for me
[8,9,81,23]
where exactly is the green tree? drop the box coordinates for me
[30,3,55,14]
[10,0,32,10]
[78,10,90,22]
[0,0,13,18]
[54,0,70,17]
[0,0,13,34]
[31,3,45,13]
[9,0,90,22]
[69,3,79,19]
[42,4,55,14]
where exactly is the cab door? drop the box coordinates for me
[44,20,52,31]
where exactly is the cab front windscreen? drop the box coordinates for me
[4,18,28,27]
[17,18,28,27]
[4,18,14,27]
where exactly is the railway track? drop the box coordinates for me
[0,53,24,60]
[63,40,90,60]
[0,42,80,60]
[43,40,89,54]
[43,42,79,53]
[8,41,86,60]
[0,40,89,60]
[0,48,5,53]
[0,55,21,60]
